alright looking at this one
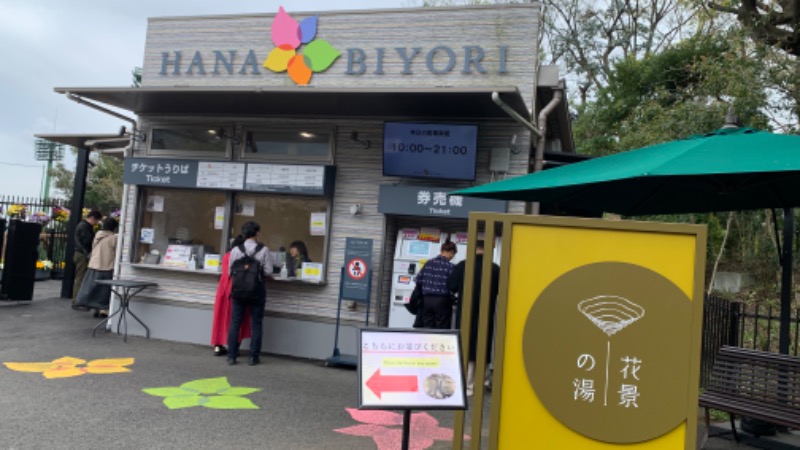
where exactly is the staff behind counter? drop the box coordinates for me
[271,240,311,278]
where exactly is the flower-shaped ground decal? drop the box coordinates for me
[263,6,340,85]
[334,408,468,450]
[4,356,133,379]
[143,377,261,410]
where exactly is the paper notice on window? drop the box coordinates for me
[146,195,164,212]
[140,228,155,244]
[235,198,256,216]
[214,206,225,230]
[300,262,323,282]
[204,254,221,272]
[310,212,327,236]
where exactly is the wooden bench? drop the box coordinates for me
[699,346,800,443]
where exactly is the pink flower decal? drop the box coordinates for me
[264,6,340,85]
[334,408,468,450]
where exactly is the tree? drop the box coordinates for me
[132,67,142,87]
[50,149,123,215]
[708,0,800,56]
[542,0,714,104]
[572,31,769,156]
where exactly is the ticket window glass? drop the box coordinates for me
[136,188,225,266]
[230,194,329,280]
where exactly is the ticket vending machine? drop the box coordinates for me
[450,232,502,265]
[388,228,448,328]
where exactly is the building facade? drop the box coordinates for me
[53,4,572,359]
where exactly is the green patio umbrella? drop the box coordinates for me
[455,127,800,215]
[453,126,800,354]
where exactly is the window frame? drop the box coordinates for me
[238,126,335,165]
[146,124,233,159]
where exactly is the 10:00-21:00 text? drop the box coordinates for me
[388,143,470,154]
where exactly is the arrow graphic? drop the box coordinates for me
[366,369,418,399]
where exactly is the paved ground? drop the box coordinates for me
[0,280,797,449]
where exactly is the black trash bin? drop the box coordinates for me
[1,220,42,301]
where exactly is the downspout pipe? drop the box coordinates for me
[534,87,563,172]
[65,92,138,288]
[491,92,542,138]
[531,87,563,215]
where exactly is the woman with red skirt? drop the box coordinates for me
[210,235,251,356]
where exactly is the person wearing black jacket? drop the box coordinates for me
[447,242,499,396]
[72,209,102,308]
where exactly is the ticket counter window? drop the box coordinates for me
[136,188,225,266]
[230,194,328,279]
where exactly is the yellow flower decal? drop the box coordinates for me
[4,356,134,379]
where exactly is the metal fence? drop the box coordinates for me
[0,195,69,280]
[701,294,800,387]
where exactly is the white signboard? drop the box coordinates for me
[163,245,193,268]
[197,162,246,189]
[358,329,466,410]
[299,262,323,282]
[245,164,326,193]
[236,198,256,216]
[140,227,155,244]
[203,254,221,272]
[146,195,164,212]
[214,206,225,230]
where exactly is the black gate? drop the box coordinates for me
[0,196,69,280]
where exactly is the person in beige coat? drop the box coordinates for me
[75,218,118,317]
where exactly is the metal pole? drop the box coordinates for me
[401,409,411,450]
[780,208,793,354]
[60,146,90,299]
[43,158,53,200]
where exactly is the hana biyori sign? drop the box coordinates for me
[158,6,512,85]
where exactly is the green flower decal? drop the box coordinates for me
[143,377,261,410]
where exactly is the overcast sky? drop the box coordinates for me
[0,0,411,199]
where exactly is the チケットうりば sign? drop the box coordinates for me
[358,328,466,410]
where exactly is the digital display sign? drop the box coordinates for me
[383,122,478,181]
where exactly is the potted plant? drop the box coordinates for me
[35,260,53,281]
[7,204,27,220]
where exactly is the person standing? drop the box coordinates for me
[75,218,118,317]
[227,221,273,366]
[72,209,102,309]
[447,242,500,396]
[414,241,457,329]
[210,235,251,357]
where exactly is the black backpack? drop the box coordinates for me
[230,243,265,302]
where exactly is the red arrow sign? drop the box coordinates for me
[366,369,418,399]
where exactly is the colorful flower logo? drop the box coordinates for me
[4,356,134,379]
[143,377,261,410]
[263,6,341,85]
